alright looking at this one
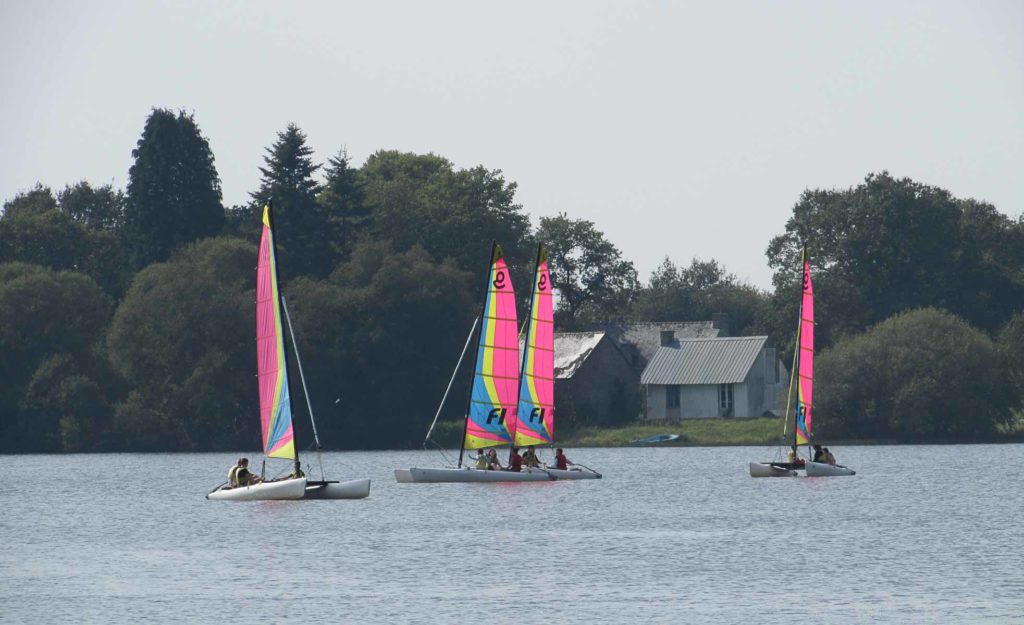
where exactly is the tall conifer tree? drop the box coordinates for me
[319,149,368,262]
[124,109,224,269]
[251,124,327,277]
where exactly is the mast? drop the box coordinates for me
[425,316,479,447]
[458,241,498,468]
[266,201,302,475]
[510,243,543,464]
[281,295,324,480]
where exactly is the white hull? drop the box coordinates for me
[303,478,371,499]
[395,467,554,483]
[207,477,307,501]
[805,461,856,476]
[538,467,602,480]
[749,462,798,478]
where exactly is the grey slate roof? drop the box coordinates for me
[519,331,606,379]
[640,336,768,385]
[603,321,721,371]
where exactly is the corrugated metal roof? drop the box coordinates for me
[519,331,606,379]
[640,336,767,385]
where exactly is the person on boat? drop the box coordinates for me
[553,448,573,471]
[288,461,305,479]
[824,448,837,465]
[474,449,489,470]
[507,447,523,472]
[786,445,804,465]
[522,446,541,468]
[235,458,261,486]
[486,449,504,471]
[227,457,243,487]
[812,444,825,463]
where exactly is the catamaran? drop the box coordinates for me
[395,243,599,483]
[512,245,599,480]
[749,247,854,478]
[208,203,371,500]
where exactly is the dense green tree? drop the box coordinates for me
[536,213,639,329]
[1,183,57,216]
[318,148,369,262]
[0,263,113,452]
[996,312,1024,412]
[250,124,330,277]
[632,257,768,334]
[283,241,475,448]
[0,208,89,271]
[360,151,533,285]
[106,237,256,450]
[58,181,125,231]
[816,308,1012,439]
[767,172,1024,350]
[124,109,224,269]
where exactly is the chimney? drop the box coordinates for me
[660,329,675,346]
[712,312,730,337]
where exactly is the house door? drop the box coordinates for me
[718,383,734,418]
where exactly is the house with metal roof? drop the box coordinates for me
[640,335,787,420]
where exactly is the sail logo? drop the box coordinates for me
[486,408,506,424]
[538,274,548,291]
[493,271,506,290]
[527,407,544,423]
[803,268,810,291]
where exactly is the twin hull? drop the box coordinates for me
[394,466,601,483]
[748,461,857,478]
[207,477,372,501]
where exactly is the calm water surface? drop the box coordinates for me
[1,446,1022,624]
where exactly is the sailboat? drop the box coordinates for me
[395,243,553,482]
[749,247,854,478]
[513,244,599,480]
[208,203,371,500]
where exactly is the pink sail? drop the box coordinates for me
[256,205,295,459]
[514,245,555,447]
[795,253,814,446]
[463,244,519,449]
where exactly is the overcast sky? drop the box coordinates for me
[2,0,1021,288]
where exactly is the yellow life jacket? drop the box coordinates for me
[475,455,488,469]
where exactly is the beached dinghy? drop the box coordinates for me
[805,461,855,477]
[208,477,307,501]
[207,203,370,501]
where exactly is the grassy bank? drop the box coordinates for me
[561,417,786,447]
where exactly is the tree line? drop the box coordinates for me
[1,109,1022,452]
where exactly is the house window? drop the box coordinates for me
[719,383,734,416]
[666,385,680,409]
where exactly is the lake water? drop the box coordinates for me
[1,445,1022,624]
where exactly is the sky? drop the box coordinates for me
[2,0,1022,288]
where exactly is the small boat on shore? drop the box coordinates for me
[631,434,680,444]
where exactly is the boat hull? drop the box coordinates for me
[538,467,602,480]
[395,467,554,483]
[303,478,371,499]
[207,477,307,501]
[749,462,798,478]
[805,461,856,476]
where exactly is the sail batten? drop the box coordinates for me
[463,244,519,450]
[795,253,814,446]
[256,205,296,460]
[515,246,555,447]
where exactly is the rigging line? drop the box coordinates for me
[425,316,480,447]
[281,295,326,482]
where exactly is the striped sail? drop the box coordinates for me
[463,244,519,449]
[795,253,814,446]
[256,205,296,460]
[514,245,555,447]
